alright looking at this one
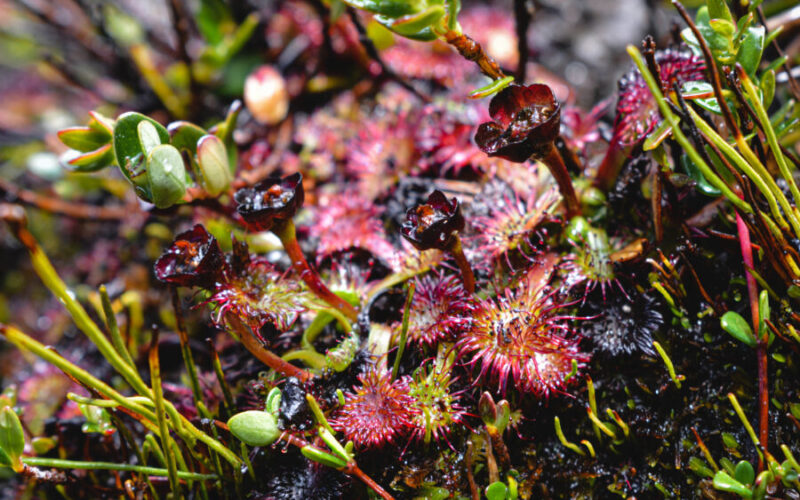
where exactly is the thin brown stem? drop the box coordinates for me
[347,8,431,102]
[672,1,742,139]
[443,30,506,80]
[274,221,359,322]
[541,143,581,217]
[513,0,531,81]
[652,164,664,244]
[0,178,132,220]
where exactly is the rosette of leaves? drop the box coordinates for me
[56,103,240,208]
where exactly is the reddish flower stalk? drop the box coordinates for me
[228,316,313,383]
[234,173,359,321]
[272,221,359,321]
[737,212,768,468]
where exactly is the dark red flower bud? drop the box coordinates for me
[234,173,304,231]
[154,224,225,288]
[475,83,561,163]
[401,190,465,251]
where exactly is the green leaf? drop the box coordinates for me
[737,26,765,78]
[113,112,170,184]
[87,111,115,136]
[0,407,24,473]
[265,388,282,417]
[195,0,231,45]
[146,144,187,209]
[227,410,279,447]
[760,69,775,109]
[720,311,757,347]
[196,135,232,196]
[66,144,115,172]
[689,456,715,478]
[485,481,510,500]
[713,470,753,498]
[681,81,721,115]
[707,0,733,22]
[137,120,163,155]
[212,100,242,171]
[695,7,733,55]
[341,0,418,18]
[469,75,515,100]
[387,6,445,37]
[709,18,736,39]
[495,400,511,433]
[643,120,673,151]
[169,121,206,159]
[57,127,111,153]
[735,460,755,485]
[681,155,721,197]
[300,445,347,469]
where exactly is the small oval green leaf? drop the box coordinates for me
[265,388,282,417]
[735,460,755,486]
[146,144,187,209]
[737,26,765,78]
[137,120,162,155]
[720,311,757,347]
[227,410,279,447]
[485,481,510,500]
[113,112,170,182]
[196,135,232,196]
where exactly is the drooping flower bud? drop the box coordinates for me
[475,83,561,163]
[401,190,465,251]
[154,224,225,288]
[234,173,304,232]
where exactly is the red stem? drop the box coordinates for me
[274,221,359,322]
[230,316,313,383]
[736,212,768,469]
[542,144,581,218]
[448,236,475,294]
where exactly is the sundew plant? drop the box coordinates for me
[0,0,800,498]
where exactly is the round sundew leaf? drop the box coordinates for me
[227,410,279,447]
[146,144,187,209]
[720,311,757,348]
